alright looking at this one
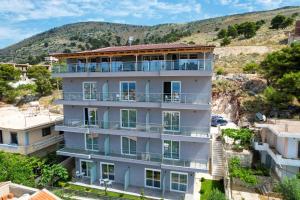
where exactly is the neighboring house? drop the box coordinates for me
[287,20,300,44]
[254,119,300,179]
[0,181,61,200]
[52,43,214,199]
[0,106,63,156]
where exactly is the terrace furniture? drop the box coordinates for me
[99,179,105,186]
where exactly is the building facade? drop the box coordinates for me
[52,43,214,198]
[0,107,63,156]
[254,119,300,179]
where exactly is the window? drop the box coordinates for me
[121,136,137,155]
[163,111,180,132]
[85,133,99,151]
[80,160,93,177]
[171,172,188,192]
[10,132,18,145]
[298,141,300,158]
[83,82,97,100]
[120,81,136,101]
[101,163,114,180]
[84,108,98,126]
[145,169,161,189]
[42,127,51,137]
[59,131,64,135]
[0,130,2,144]
[163,140,180,159]
[121,109,136,128]
[163,81,181,102]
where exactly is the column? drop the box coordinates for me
[103,110,109,129]
[109,57,112,72]
[135,54,138,71]
[104,135,110,156]
[124,168,130,190]
[146,111,150,131]
[90,163,97,184]
[145,81,150,102]
[102,81,109,101]
[203,52,206,70]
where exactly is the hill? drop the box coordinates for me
[0,6,299,63]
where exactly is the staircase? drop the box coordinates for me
[212,140,224,178]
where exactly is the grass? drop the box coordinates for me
[52,183,147,200]
[200,179,224,200]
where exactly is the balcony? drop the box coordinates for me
[52,59,213,77]
[253,141,300,167]
[55,92,210,110]
[0,135,64,155]
[56,146,209,172]
[55,119,210,142]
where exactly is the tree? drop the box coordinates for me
[39,164,69,187]
[275,177,300,200]
[27,65,53,96]
[221,37,231,46]
[242,22,257,38]
[271,15,294,29]
[227,25,238,38]
[217,29,227,39]
[0,64,21,101]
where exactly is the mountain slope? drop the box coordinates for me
[0,6,299,63]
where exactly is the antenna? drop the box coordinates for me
[128,36,134,46]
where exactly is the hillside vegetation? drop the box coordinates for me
[0,6,299,64]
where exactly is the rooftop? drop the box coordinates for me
[0,106,63,130]
[255,119,300,137]
[51,43,215,58]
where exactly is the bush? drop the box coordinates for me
[201,177,205,182]
[217,29,227,39]
[271,15,294,29]
[216,67,226,75]
[207,189,227,200]
[222,128,253,148]
[275,177,300,200]
[243,62,259,74]
[221,37,231,46]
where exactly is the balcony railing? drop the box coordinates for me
[57,146,209,170]
[59,92,210,105]
[52,59,213,74]
[0,135,64,154]
[56,119,210,138]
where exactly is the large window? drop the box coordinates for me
[171,172,188,192]
[10,132,18,145]
[101,163,114,180]
[121,136,137,155]
[42,127,51,137]
[121,109,136,128]
[85,133,99,151]
[163,140,180,160]
[163,111,180,132]
[80,160,93,177]
[145,169,161,189]
[120,81,136,101]
[83,82,97,100]
[84,108,98,126]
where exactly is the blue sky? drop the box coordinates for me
[0,0,299,49]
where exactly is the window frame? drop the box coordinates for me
[121,136,137,155]
[162,111,180,132]
[83,107,98,126]
[170,171,188,193]
[42,127,51,137]
[0,130,3,144]
[85,133,99,152]
[100,162,115,181]
[144,168,161,189]
[82,82,97,100]
[120,109,137,129]
[10,132,18,145]
[79,159,93,177]
[162,140,180,160]
[119,81,136,101]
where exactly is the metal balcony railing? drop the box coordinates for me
[57,145,209,170]
[56,119,210,138]
[52,59,213,74]
[58,92,210,105]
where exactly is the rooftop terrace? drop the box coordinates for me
[0,106,63,130]
[255,119,300,137]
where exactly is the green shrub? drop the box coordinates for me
[217,29,227,39]
[222,128,253,148]
[275,177,300,200]
[216,67,226,75]
[207,189,227,200]
[221,37,231,46]
[243,62,259,74]
[201,177,205,182]
[271,15,294,29]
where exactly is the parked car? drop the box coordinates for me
[211,116,228,127]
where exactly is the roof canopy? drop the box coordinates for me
[51,43,215,59]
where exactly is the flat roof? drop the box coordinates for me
[51,43,215,58]
[0,106,63,131]
[256,119,300,138]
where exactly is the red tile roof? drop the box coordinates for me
[30,189,60,200]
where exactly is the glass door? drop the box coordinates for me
[120,81,136,101]
[83,82,97,100]
[85,133,99,151]
[163,140,180,160]
[84,108,98,126]
[171,81,181,102]
[163,111,180,132]
[121,109,137,128]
